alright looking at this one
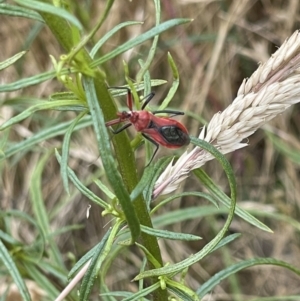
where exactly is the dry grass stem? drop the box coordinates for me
[153,30,300,198]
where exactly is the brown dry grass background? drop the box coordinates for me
[1,0,300,300]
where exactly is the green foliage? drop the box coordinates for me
[1,1,300,301]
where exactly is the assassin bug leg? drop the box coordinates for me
[152,110,185,117]
[141,92,155,110]
[141,133,159,167]
[109,123,132,134]
[105,86,190,165]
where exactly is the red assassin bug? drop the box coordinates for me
[105,87,190,165]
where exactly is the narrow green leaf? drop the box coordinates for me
[0,70,56,92]
[0,3,44,22]
[65,0,114,63]
[153,206,223,228]
[100,291,133,298]
[0,230,21,245]
[135,242,161,269]
[0,240,31,301]
[48,104,87,111]
[83,76,140,242]
[91,18,192,68]
[55,150,109,209]
[151,191,218,215]
[144,156,173,203]
[80,221,122,301]
[30,152,63,266]
[3,97,45,106]
[167,282,199,301]
[139,59,151,97]
[211,233,241,252]
[138,258,147,295]
[90,21,142,58]
[94,179,115,200]
[135,0,161,83]
[197,257,300,298]
[140,225,201,241]
[107,80,167,98]
[193,168,273,232]
[68,229,111,278]
[122,283,161,301]
[49,91,80,102]
[23,261,59,299]
[130,166,154,202]
[1,116,92,161]
[0,99,83,130]
[14,0,83,30]
[0,50,27,71]
[79,252,105,300]
[61,111,87,194]
[37,261,69,283]
[30,153,52,237]
[157,52,180,110]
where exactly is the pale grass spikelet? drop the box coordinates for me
[153,30,300,199]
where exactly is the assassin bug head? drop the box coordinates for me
[105,87,190,165]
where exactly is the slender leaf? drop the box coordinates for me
[66,0,114,63]
[167,282,199,301]
[0,3,43,22]
[30,152,63,266]
[151,191,218,215]
[197,257,300,298]
[83,76,140,242]
[143,156,173,203]
[61,111,87,194]
[30,153,52,237]
[90,21,142,58]
[193,168,272,232]
[140,225,201,241]
[153,206,224,227]
[139,59,151,97]
[55,150,109,209]
[157,52,180,110]
[1,116,92,161]
[0,100,84,130]
[130,166,154,202]
[0,230,21,245]
[135,0,160,83]
[0,240,31,301]
[0,70,56,92]
[14,0,83,30]
[135,242,161,269]
[94,179,116,200]
[100,292,134,298]
[23,261,59,299]
[80,221,122,301]
[68,229,111,278]
[0,50,27,71]
[122,283,161,301]
[91,18,192,67]
[211,233,241,252]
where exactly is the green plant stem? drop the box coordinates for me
[39,9,167,301]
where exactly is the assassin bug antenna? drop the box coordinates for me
[105,87,190,166]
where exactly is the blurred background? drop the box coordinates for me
[1,0,300,300]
